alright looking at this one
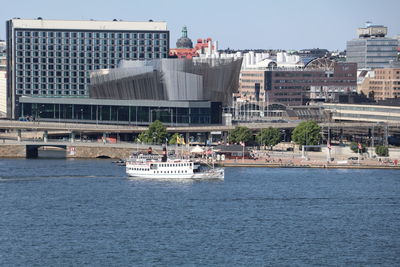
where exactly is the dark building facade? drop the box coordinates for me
[19,97,219,126]
[264,62,357,106]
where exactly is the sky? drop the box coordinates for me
[1,0,399,51]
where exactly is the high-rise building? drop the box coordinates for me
[6,18,169,118]
[0,40,6,116]
[346,22,398,69]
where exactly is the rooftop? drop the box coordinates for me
[9,18,167,31]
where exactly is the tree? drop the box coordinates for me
[291,120,321,147]
[169,133,181,145]
[350,142,367,153]
[228,126,252,144]
[137,120,168,144]
[375,146,389,157]
[257,127,281,150]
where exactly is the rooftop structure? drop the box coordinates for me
[357,22,387,38]
[176,26,193,48]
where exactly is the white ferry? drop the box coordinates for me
[126,148,224,180]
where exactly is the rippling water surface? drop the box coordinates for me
[0,159,399,266]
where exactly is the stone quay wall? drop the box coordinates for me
[0,145,26,158]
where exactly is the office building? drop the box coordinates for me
[359,68,400,100]
[6,18,169,118]
[238,62,357,106]
[346,22,398,69]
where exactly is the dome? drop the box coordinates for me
[176,37,193,49]
[176,26,193,49]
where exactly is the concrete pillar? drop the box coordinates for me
[17,129,22,142]
[185,132,190,145]
[70,132,75,143]
[222,131,228,144]
[102,133,107,144]
[43,130,48,143]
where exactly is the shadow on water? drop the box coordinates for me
[37,148,66,159]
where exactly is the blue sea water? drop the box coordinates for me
[0,159,399,266]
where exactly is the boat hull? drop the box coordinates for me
[126,168,224,180]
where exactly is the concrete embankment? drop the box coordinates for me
[0,145,26,158]
[219,162,400,170]
[0,142,156,159]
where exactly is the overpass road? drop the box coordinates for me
[0,120,399,135]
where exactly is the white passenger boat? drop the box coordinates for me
[126,148,224,180]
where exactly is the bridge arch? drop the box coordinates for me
[26,144,67,158]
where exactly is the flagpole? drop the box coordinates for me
[242,142,245,162]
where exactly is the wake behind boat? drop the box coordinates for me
[126,147,224,180]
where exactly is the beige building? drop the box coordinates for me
[239,70,266,101]
[359,68,400,100]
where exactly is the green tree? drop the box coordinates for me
[169,133,181,145]
[257,127,281,150]
[350,142,367,153]
[137,120,168,144]
[228,126,252,144]
[291,120,321,147]
[375,146,389,157]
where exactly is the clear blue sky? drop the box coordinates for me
[1,0,399,51]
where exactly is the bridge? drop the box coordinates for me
[0,119,399,146]
[0,140,158,159]
[1,119,399,133]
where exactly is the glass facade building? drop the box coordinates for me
[6,19,169,118]
[19,97,221,126]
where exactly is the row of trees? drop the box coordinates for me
[228,121,322,148]
[136,120,389,155]
[137,120,322,147]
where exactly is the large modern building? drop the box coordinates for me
[346,22,398,69]
[6,18,169,119]
[19,57,242,126]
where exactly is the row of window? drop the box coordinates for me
[16,52,164,64]
[17,38,166,46]
[157,163,191,167]
[127,168,189,174]
[16,70,90,77]
[17,31,168,40]
[17,89,86,95]
[16,44,168,52]
[17,83,87,91]
[17,64,110,72]
[241,73,263,77]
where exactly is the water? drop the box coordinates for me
[0,159,399,266]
